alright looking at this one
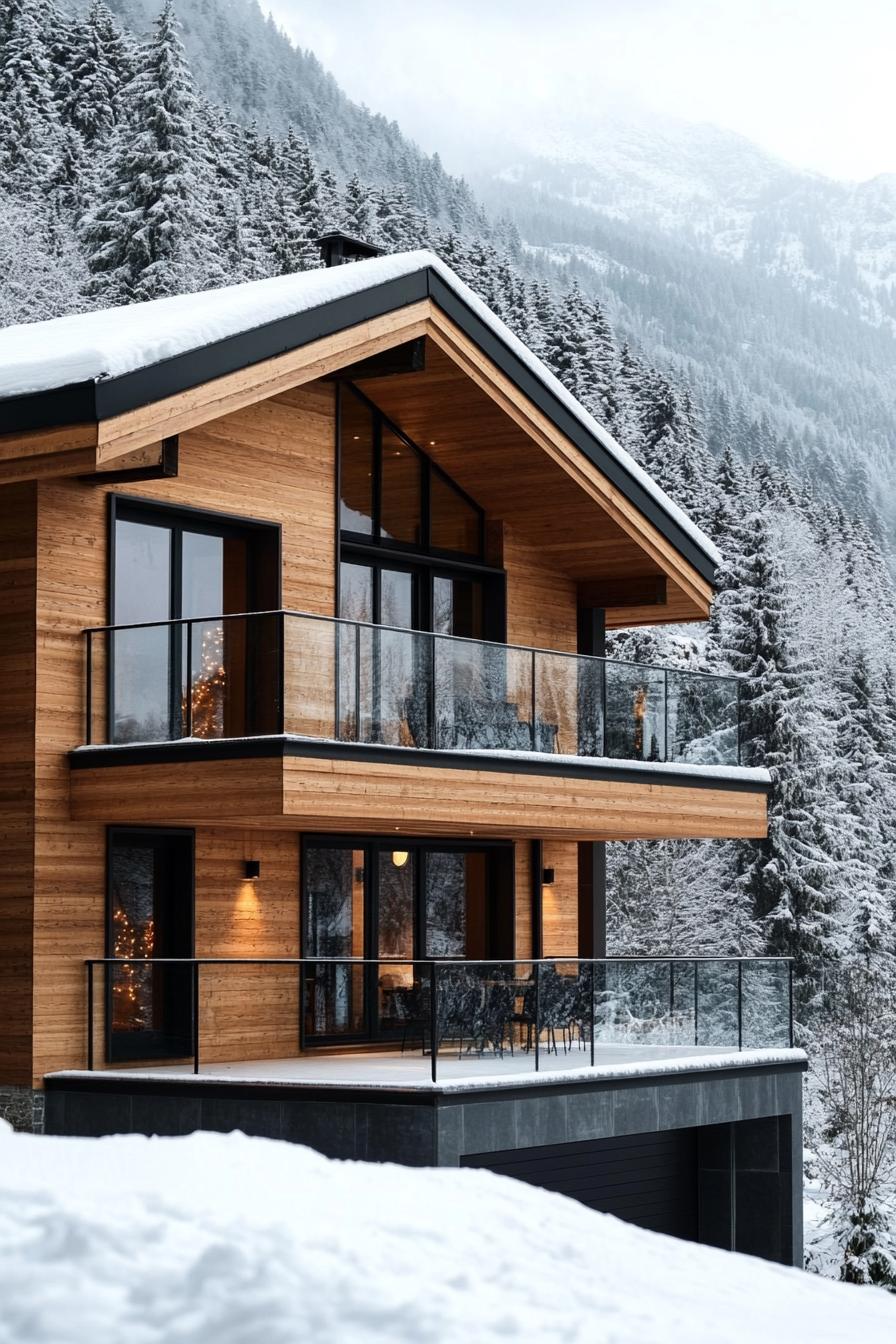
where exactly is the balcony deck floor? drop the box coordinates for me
[51,1042,802,1093]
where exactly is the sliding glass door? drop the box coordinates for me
[301,839,514,1045]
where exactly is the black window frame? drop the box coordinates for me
[107,494,283,743]
[336,385,506,643]
[299,834,516,1048]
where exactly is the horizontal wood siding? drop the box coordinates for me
[0,484,37,1084]
[70,754,768,841]
[30,385,335,1083]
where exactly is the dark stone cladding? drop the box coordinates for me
[2,265,717,585]
[44,1061,804,1263]
[69,734,772,794]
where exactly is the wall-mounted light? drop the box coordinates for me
[244,859,261,880]
[541,867,555,886]
[391,851,409,869]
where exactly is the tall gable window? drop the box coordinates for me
[338,385,485,562]
[337,385,503,647]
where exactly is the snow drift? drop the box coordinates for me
[1,1121,894,1343]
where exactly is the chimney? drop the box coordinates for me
[316,231,385,268]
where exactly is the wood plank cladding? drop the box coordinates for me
[27,385,335,1084]
[70,754,768,842]
[0,484,37,1084]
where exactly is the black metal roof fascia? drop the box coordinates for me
[425,271,716,585]
[1,262,715,583]
[0,271,430,435]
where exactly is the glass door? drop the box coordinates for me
[106,828,193,1062]
[376,848,417,1036]
[302,839,514,1047]
[302,845,367,1041]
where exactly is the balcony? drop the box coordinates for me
[80,955,794,1088]
[82,609,741,766]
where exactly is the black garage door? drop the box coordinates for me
[462,1128,698,1240]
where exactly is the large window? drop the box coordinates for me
[109,499,280,743]
[339,385,484,561]
[338,386,505,645]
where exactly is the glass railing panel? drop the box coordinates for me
[694,960,740,1047]
[594,960,679,1045]
[107,959,193,1063]
[741,960,791,1049]
[284,613,337,739]
[540,960,593,1055]
[667,671,739,766]
[534,653,602,757]
[110,623,176,744]
[433,638,533,751]
[434,961,532,1059]
[188,614,282,739]
[302,960,367,1039]
[604,662,667,761]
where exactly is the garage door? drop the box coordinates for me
[461,1128,698,1240]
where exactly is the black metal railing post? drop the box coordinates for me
[737,960,743,1050]
[85,629,93,746]
[693,959,699,1046]
[429,631,437,750]
[430,961,438,1084]
[530,650,537,751]
[354,622,362,742]
[590,959,596,1068]
[788,960,794,1048]
[86,961,94,1070]
[184,620,194,739]
[669,959,675,1044]
[278,611,286,734]
[192,961,200,1075]
[600,659,608,756]
[534,961,541,1072]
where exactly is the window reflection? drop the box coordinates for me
[431,470,481,556]
[380,429,422,545]
[339,395,375,535]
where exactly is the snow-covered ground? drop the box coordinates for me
[2,1121,894,1343]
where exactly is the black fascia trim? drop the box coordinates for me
[1,272,430,434]
[43,1056,806,1104]
[425,271,716,585]
[69,734,771,794]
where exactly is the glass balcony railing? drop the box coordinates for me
[84,956,793,1080]
[82,610,741,765]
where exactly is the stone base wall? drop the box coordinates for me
[0,1085,45,1134]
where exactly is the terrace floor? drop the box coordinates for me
[50,1042,803,1094]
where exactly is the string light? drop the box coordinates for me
[112,904,154,1031]
[183,626,226,738]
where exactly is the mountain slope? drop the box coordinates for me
[473,116,896,530]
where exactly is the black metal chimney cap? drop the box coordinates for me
[316,231,386,266]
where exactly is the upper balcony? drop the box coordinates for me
[70,610,768,840]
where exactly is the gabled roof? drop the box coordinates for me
[0,250,720,582]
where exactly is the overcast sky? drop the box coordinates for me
[264,0,896,181]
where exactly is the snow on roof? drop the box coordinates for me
[3,1122,893,1343]
[0,250,720,568]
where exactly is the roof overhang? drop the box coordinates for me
[0,261,719,594]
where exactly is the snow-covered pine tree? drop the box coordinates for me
[80,0,208,303]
